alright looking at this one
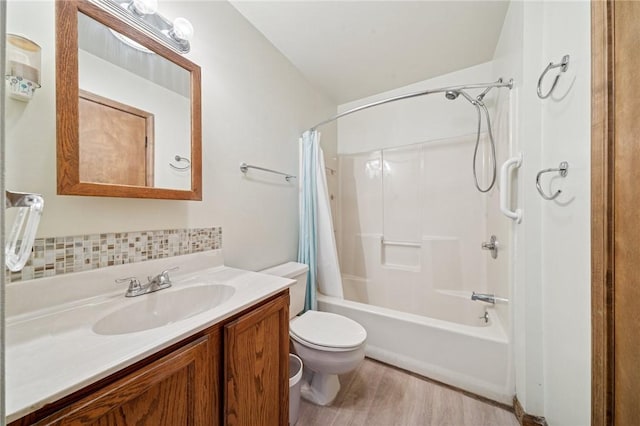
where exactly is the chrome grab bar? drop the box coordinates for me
[240,162,296,182]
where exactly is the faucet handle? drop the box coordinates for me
[148,266,179,285]
[115,277,142,291]
[161,266,180,276]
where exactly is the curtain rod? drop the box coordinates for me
[309,78,514,132]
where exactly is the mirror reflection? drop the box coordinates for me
[77,12,191,190]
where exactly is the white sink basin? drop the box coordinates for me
[93,284,235,335]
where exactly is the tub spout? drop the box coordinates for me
[471,292,495,304]
[471,292,509,304]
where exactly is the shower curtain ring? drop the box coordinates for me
[537,54,570,99]
[536,161,569,200]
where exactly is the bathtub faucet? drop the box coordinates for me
[471,292,509,304]
[471,292,495,304]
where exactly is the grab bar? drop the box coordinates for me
[500,153,522,223]
[381,237,421,248]
[240,162,296,182]
[5,190,44,272]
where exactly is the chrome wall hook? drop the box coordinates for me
[537,54,570,99]
[536,161,569,200]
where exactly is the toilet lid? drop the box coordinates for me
[290,311,367,349]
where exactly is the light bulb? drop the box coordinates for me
[171,17,194,42]
[132,0,158,15]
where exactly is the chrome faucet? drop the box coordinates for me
[481,235,498,259]
[116,267,179,297]
[471,292,496,304]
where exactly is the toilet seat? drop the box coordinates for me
[290,311,367,352]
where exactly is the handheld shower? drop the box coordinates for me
[445,89,497,193]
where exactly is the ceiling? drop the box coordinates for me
[231,1,510,104]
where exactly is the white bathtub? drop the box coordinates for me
[317,291,513,404]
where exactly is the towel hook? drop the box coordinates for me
[537,54,570,99]
[169,155,191,171]
[536,161,569,200]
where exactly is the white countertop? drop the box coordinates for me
[5,251,294,422]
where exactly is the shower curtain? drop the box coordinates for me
[298,130,343,311]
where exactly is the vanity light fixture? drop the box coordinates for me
[89,0,194,54]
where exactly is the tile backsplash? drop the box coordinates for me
[6,227,222,283]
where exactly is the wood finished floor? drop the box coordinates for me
[296,358,519,426]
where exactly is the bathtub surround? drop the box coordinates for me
[334,63,513,403]
[5,227,221,283]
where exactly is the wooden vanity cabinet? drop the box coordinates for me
[33,334,217,426]
[10,291,289,426]
[224,293,290,426]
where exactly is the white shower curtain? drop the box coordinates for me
[298,130,343,311]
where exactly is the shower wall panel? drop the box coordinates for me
[338,134,490,316]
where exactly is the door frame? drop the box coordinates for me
[591,1,613,424]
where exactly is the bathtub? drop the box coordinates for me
[317,289,513,404]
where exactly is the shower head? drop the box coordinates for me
[445,89,476,104]
[445,90,460,100]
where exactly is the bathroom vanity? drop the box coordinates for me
[6,252,292,425]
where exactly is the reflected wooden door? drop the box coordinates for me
[79,90,154,186]
[592,1,640,424]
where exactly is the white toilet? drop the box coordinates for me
[261,262,367,406]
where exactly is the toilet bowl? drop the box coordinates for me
[260,262,367,406]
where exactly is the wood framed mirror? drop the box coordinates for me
[56,0,202,200]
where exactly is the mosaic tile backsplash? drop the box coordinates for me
[6,227,222,283]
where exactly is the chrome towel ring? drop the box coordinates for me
[537,54,570,99]
[536,162,569,200]
[169,155,191,171]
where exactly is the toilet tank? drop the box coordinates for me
[260,262,309,319]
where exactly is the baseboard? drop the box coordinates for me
[513,396,548,426]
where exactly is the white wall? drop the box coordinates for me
[539,2,591,425]
[495,1,591,424]
[6,0,336,271]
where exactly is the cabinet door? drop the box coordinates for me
[224,293,289,426]
[36,335,216,426]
